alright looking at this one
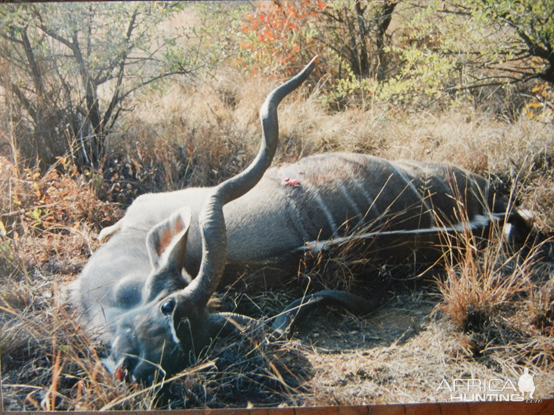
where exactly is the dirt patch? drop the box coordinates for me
[289,292,554,406]
[2,227,554,410]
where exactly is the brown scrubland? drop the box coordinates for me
[1,1,553,410]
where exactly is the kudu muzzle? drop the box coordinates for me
[69,55,530,386]
[100,58,320,384]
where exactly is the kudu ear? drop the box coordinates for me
[147,206,192,270]
[144,207,193,300]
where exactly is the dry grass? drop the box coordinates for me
[125,71,554,223]
[2,65,554,410]
[436,229,554,364]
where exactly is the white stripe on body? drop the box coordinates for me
[312,191,338,231]
[336,182,363,220]
[390,163,436,228]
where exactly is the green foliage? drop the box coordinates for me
[1,0,552,174]
[327,0,554,109]
[380,46,458,103]
[0,2,203,169]
[324,0,554,109]
[416,0,554,89]
[472,0,554,43]
[232,0,399,79]
[466,0,554,83]
[190,2,246,72]
[328,45,460,107]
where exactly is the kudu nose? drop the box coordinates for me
[114,355,137,382]
[115,355,166,385]
[131,361,166,385]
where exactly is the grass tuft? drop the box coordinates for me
[2,66,554,408]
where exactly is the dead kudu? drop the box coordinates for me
[68,58,528,384]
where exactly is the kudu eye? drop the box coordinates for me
[160,299,175,315]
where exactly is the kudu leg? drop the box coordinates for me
[271,290,382,338]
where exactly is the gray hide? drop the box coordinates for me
[68,57,521,384]
[72,154,509,328]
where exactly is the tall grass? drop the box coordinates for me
[1,64,554,409]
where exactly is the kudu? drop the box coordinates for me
[69,57,525,384]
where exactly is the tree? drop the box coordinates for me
[316,0,397,80]
[337,0,554,108]
[0,2,200,169]
[413,0,554,90]
[463,0,554,85]
[235,0,398,80]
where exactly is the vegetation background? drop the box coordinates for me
[1,0,553,410]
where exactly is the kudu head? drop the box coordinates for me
[102,58,318,384]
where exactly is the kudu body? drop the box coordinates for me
[69,58,522,384]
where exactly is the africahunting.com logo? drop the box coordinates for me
[437,368,542,402]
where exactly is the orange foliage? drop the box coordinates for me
[238,0,324,74]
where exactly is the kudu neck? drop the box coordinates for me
[187,57,318,309]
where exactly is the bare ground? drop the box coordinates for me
[0,263,546,411]
[294,293,554,406]
[2,96,554,409]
